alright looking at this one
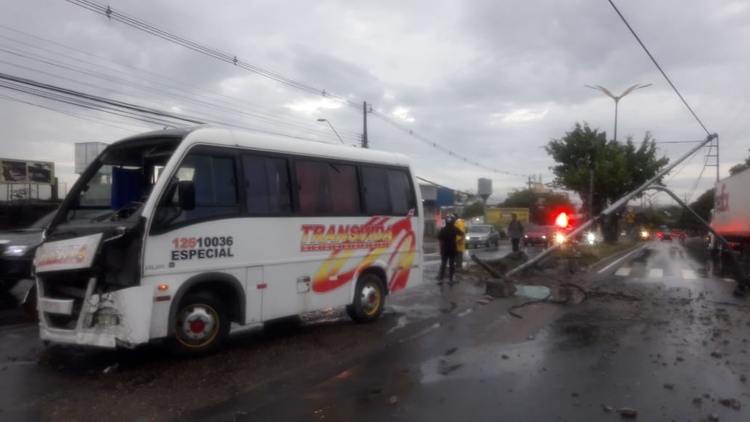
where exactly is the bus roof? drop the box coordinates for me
[111,125,411,167]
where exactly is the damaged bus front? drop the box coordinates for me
[34,129,189,349]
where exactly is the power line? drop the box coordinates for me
[0,40,360,143]
[0,24,362,138]
[64,0,532,178]
[0,72,350,144]
[607,0,711,136]
[66,0,359,110]
[0,91,144,132]
[372,109,528,178]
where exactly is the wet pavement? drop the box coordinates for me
[3,239,748,421]
[200,239,750,422]
[0,243,512,421]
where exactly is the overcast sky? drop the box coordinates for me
[1,0,748,204]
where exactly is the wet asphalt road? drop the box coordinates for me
[0,243,511,421]
[2,240,749,421]
[200,239,750,422]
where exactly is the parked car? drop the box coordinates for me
[524,226,553,248]
[465,225,501,248]
[661,230,673,241]
[0,211,56,293]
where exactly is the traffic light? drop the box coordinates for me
[555,212,569,229]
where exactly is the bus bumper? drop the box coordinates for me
[38,285,153,349]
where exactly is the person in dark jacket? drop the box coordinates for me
[437,214,464,284]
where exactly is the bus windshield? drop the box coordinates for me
[63,137,181,223]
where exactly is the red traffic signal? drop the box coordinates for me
[555,212,569,228]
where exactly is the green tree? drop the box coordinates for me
[728,148,750,176]
[502,189,574,225]
[462,201,484,219]
[677,188,714,231]
[545,123,669,242]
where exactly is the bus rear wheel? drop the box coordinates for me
[171,291,229,356]
[346,273,385,323]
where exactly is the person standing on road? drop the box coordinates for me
[507,213,524,253]
[437,214,463,285]
[454,214,466,272]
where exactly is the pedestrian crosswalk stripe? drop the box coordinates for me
[681,270,697,280]
[648,268,663,278]
[615,267,632,276]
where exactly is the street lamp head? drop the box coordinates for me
[316,118,327,122]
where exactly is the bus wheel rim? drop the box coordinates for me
[177,305,218,347]
[361,282,381,316]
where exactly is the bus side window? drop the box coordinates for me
[295,160,359,215]
[243,155,292,215]
[362,167,392,215]
[155,154,239,228]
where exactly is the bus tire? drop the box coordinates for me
[171,291,229,356]
[346,273,385,323]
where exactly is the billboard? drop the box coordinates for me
[487,207,529,226]
[0,159,55,184]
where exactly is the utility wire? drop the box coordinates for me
[607,0,711,136]
[66,0,358,110]
[373,109,527,178]
[416,176,478,199]
[0,42,360,143]
[65,0,531,179]
[0,25,362,137]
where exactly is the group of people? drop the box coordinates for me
[436,213,465,285]
[436,213,525,285]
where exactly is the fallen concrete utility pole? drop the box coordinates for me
[507,133,718,278]
[645,185,748,288]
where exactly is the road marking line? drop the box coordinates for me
[598,244,647,274]
[615,267,632,277]
[681,269,697,280]
[648,268,663,278]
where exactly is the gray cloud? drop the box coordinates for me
[0,0,748,205]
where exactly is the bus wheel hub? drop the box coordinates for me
[180,307,215,340]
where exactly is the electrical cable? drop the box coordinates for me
[607,0,711,136]
[64,0,533,178]
[0,25,363,137]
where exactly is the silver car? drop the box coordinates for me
[465,225,501,248]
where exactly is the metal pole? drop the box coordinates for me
[613,99,619,142]
[716,135,720,182]
[506,133,718,277]
[648,185,747,289]
[325,121,345,145]
[362,101,369,149]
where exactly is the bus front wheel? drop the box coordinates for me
[171,291,230,356]
[346,273,385,323]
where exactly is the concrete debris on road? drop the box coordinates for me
[708,413,720,421]
[711,350,723,358]
[485,279,517,298]
[388,396,398,405]
[617,407,638,418]
[718,398,741,409]
[476,298,490,305]
[692,397,703,406]
[740,374,747,383]
[663,383,674,390]
[603,404,613,413]
[501,354,509,359]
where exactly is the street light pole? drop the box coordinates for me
[316,118,345,145]
[584,83,651,224]
[585,83,652,142]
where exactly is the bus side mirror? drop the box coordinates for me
[178,181,195,211]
